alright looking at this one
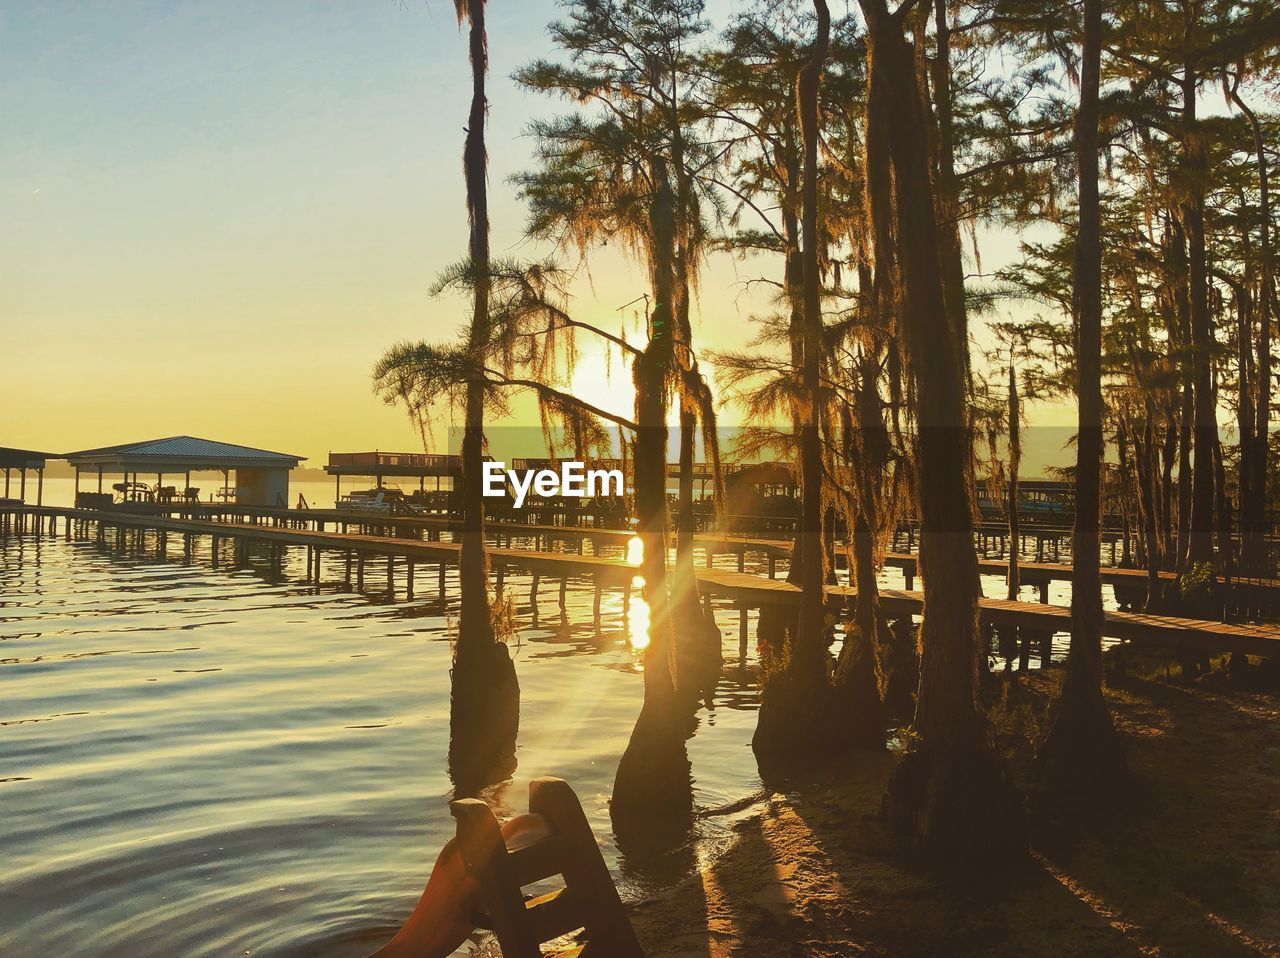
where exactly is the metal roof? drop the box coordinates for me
[0,447,57,469]
[63,436,304,469]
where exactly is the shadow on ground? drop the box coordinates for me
[628,670,1280,957]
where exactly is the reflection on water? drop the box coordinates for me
[0,531,764,957]
[625,535,644,567]
[2,480,1114,955]
[627,577,650,652]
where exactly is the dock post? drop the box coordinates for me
[737,550,745,573]
[356,553,365,590]
[592,576,602,628]
[406,561,414,599]
[438,562,446,597]
[768,555,776,579]
[622,579,630,620]
[738,603,749,662]
[344,550,352,586]
[387,555,395,599]
[559,576,567,613]
[211,535,219,567]
[904,565,915,591]
[496,564,505,593]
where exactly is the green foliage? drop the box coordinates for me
[1180,560,1216,598]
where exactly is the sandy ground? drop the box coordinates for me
[624,667,1280,958]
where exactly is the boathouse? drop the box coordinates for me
[0,447,57,506]
[63,436,304,507]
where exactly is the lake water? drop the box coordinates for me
[0,479,1090,956]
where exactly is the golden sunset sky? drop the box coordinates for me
[3,0,1072,468]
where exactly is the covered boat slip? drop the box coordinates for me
[0,447,57,506]
[325,451,465,500]
[63,436,304,508]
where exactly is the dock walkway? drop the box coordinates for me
[5,504,1277,661]
[69,501,1280,606]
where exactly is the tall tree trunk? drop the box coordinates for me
[795,0,832,676]
[1118,420,1134,566]
[1037,0,1126,793]
[1230,88,1272,577]
[458,0,494,658]
[1000,355,1022,674]
[1160,408,1177,567]
[930,0,971,381]
[1007,356,1022,602]
[836,369,890,742]
[1169,217,1195,574]
[1214,430,1233,580]
[611,157,692,845]
[1218,268,1255,577]
[1183,64,1216,573]
[753,0,840,759]
[672,236,721,698]
[929,0,984,632]
[1135,404,1164,609]
[449,0,519,794]
[755,155,804,668]
[862,0,1024,862]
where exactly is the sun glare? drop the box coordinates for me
[627,575,650,651]
[570,344,634,424]
[626,535,644,567]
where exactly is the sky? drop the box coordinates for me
[2,0,1074,470]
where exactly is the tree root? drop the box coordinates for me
[884,738,1026,865]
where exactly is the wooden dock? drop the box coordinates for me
[4,504,1277,662]
[57,500,1278,608]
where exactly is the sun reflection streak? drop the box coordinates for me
[1031,852,1164,956]
[626,535,644,567]
[627,575,650,651]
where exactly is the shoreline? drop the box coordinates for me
[617,664,1280,957]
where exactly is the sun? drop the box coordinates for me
[569,341,634,424]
